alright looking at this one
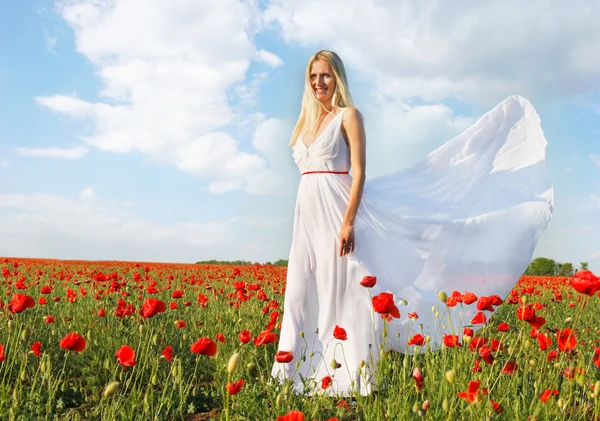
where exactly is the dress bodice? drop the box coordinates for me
[292,108,351,174]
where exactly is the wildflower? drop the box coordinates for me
[275,351,294,363]
[333,325,347,340]
[190,337,217,356]
[226,379,244,395]
[59,332,86,352]
[115,345,136,369]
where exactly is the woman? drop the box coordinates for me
[271,50,554,396]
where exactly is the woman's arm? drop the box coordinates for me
[339,107,366,256]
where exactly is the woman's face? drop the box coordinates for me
[310,59,336,106]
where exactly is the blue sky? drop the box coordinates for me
[0,0,599,272]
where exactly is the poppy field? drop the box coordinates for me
[1,257,600,421]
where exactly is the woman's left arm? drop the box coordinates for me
[339,107,366,257]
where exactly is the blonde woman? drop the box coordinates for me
[271,50,554,396]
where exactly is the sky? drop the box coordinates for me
[0,0,599,272]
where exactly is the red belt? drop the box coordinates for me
[301,170,349,176]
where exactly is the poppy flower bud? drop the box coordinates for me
[139,325,144,334]
[227,352,239,375]
[438,290,447,303]
[594,381,600,398]
[295,361,300,369]
[529,359,536,366]
[103,381,120,398]
[445,370,455,384]
[442,398,449,412]
[299,331,304,338]
[360,360,365,368]
[401,299,408,306]
[520,296,527,304]
[331,359,341,369]
[431,306,436,313]
[151,374,158,385]
[564,317,572,324]
[422,400,430,410]
[283,384,290,395]
[412,402,419,413]
[276,394,281,407]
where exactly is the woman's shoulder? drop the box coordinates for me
[339,107,364,122]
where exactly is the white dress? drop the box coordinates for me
[270,95,554,396]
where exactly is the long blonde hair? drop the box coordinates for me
[289,50,357,148]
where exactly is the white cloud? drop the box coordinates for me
[36,0,281,194]
[255,49,283,68]
[0,190,286,262]
[264,0,600,104]
[590,153,600,166]
[0,160,8,168]
[15,145,88,159]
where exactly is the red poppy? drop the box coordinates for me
[547,349,558,362]
[171,289,184,299]
[321,375,333,389]
[360,276,377,288]
[215,333,226,343]
[443,334,461,348]
[372,292,400,319]
[479,345,494,365]
[537,333,552,351]
[540,389,559,402]
[457,380,482,403]
[497,322,510,332]
[408,334,425,346]
[412,367,424,390]
[333,325,347,341]
[275,351,294,363]
[469,337,488,351]
[556,328,577,352]
[276,410,305,421]
[461,292,478,305]
[501,360,518,375]
[97,308,106,317]
[115,345,136,369]
[490,399,503,414]
[162,345,173,361]
[446,291,463,307]
[59,332,86,352]
[470,311,487,325]
[472,359,482,373]
[570,270,600,295]
[476,295,502,312]
[190,337,217,356]
[9,294,35,314]
[593,347,600,368]
[140,298,166,318]
[408,312,419,320]
[44,315,55,324]
[40,286,53,294]
[226,379,245,395]
[176,320,186,329]
[463,327,474,337]
[31,341,42,358]
[253,330,278,346]
[0,344,4,362]
[239,330,251,344]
